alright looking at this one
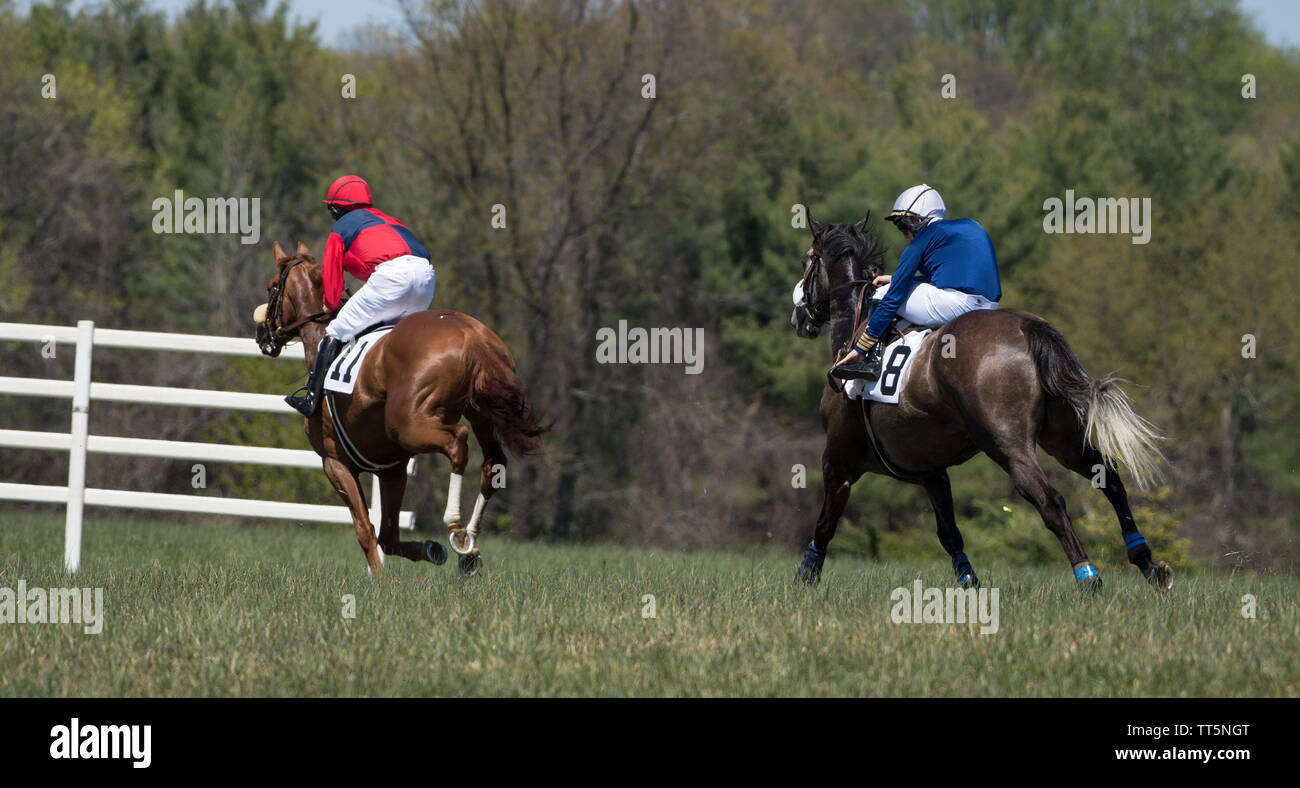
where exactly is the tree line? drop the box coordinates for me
[1,0,1296,571]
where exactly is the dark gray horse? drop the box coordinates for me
[791,213,1172,591]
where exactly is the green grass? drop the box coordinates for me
[0,511,1296,696]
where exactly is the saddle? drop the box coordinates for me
[858,314,926,349]
[354,318,400,340]
[323,318,403,473]
[849,310,937,483]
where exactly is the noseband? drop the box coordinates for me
[259,256,338,356]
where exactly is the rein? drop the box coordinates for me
[831,278,872,352]
[802,251,872,354]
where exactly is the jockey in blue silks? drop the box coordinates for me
[830,184,1002,382]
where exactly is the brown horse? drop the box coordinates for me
[790,214,1172,591]
[253,241,550,577]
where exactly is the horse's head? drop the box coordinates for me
[789,211,883,339]
[253,240,326,357]
[790,244,828,338]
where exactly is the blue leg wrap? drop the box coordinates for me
[1073,563,1101,583]
[797,540,827,584]
[1124,531,1149,556]
[952,553,978,586]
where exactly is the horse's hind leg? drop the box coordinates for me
[388,414,474,554]
[375,465,447,566]
[1007,447,1101,590]
[976,433,1101,590]
[962,382,1100,590]
[922,472,979,588]
[465,416,507,546]
[322,457,384,578]
[1038,404,1173,591]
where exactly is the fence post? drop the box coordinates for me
[64,320,94,574]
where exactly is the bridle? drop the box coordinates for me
[797,248,832,325]
[259,256,339,357]
[798,246,873,351]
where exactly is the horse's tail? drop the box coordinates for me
[467,348,553,458]
[1023,318,1165,490]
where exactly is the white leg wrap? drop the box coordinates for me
[443,472,463,525]
[466,493,487,539]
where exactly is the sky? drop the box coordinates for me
[1238,0,1300,50]
[13,0,1300,51]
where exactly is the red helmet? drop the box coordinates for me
[322,175,372,209]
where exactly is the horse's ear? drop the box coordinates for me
[295,241,311,259]
[853,210,871,234]
[272,241,289,266]
[808,215,824,239]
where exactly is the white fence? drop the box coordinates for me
[0,320,415,573]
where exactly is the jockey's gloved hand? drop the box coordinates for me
[833,346,862,368]
[829,331,884,383]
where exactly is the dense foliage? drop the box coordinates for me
[1,0,1296,571]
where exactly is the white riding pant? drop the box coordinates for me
[326,255,436,343]
[872,280,998,328]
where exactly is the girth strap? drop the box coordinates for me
[857,398,938,484]
[325,391,402,473]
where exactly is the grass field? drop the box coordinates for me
[1,511,1296,697]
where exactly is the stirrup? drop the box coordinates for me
[830,356,881,382]
[284,385,316,416]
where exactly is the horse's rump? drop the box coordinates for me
[377,309,551,458]
[878,308,1163,490]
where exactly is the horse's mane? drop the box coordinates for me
[818,221,886,354]
[822,221,885,281]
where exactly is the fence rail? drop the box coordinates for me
[0,320,415,572]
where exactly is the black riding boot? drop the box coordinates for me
[285,337,345,417]
[829,299,885,382]
[830,341,883,382]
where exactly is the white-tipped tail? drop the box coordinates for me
[1085,377,1166,491]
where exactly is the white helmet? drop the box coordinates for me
[889,184,946,228]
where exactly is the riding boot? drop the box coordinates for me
[285,336,345,417]
[829,339,883,382]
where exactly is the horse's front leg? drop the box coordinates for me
[322,457,384,577]
[921,472,979,588]
[376,465,447,566]
[798,454,855,584]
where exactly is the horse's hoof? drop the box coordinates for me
[1077,575,1103,594]
[1073,563,1103,593]
[797,542,825,585]
[1146,561,1174,592]
[958,573,980,590]
[459,551,482,577]
[449,528,474,555]
[424,540,448,566]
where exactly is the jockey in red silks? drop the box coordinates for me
[285,175,437,416]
